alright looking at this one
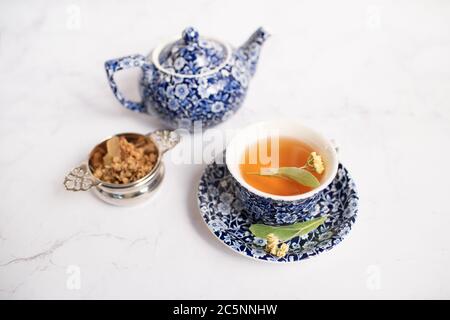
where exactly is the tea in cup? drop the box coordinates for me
[225,120,338,225]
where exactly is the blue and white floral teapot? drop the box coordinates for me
[105,27,269,130]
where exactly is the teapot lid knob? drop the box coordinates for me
[182,27,199,44]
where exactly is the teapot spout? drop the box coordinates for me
[239,27,270,76]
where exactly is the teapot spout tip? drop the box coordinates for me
[240,27,270,50]
[254,27,270,43]
[240,27,270,52]
[239,27,270,77]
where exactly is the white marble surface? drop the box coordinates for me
[1,0,450,299]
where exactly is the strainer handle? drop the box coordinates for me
[63,162,99,192]
[148,129,181,155]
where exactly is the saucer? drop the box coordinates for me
[197,160,358,262]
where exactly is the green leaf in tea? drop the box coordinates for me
[250,215,328,242]
[259,167,321,188]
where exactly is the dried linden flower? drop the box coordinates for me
[103,136,121,165]
[276,243,289,258]
[311,152,325,174]
[265,233,279,255]
[91,136,157,184]
[265,233,290,258]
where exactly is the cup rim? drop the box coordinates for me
[225,120,339,201]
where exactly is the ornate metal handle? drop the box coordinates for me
[148,129,181,154]
[64,163,99,192]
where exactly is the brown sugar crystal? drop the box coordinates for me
[91,136,158,184]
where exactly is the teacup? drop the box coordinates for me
[225,120,338,225]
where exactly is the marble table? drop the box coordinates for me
[0,0,449,299]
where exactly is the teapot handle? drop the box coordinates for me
[104,54,147,113]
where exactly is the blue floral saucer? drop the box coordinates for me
[197,161,358,262]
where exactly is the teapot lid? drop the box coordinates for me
[157,27,228,76]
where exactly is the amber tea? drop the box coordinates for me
[239,137,324,196]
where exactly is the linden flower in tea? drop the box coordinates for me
[241,137,325,196]
[310,152,325,174]
[258,152,325,188]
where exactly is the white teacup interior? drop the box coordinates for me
[226,120,338,201]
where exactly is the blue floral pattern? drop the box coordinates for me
[159,27,227,76]
[197,160,358,263]
[234,177,321,226]
[141,56,248,129]
[105,27,269,130]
